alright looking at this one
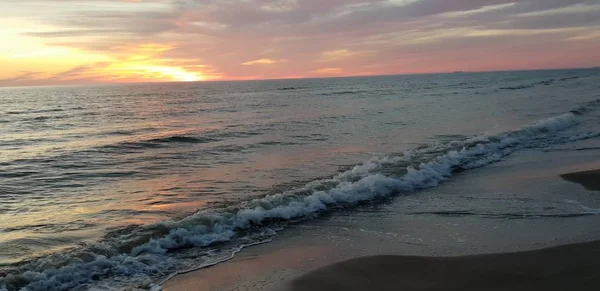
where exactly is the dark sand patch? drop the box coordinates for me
[561,169,600,191]
[288,240,600,291]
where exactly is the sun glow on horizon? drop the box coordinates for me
[103,45,207,82]
[1,40,210,84]
[124,65,204,82]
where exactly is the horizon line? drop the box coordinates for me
[1,66,598,89]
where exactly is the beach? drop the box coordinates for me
[289,240,600,291]
[561,170,600,191]
[163,142,600,291]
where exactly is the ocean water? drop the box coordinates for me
[1,69,599,290]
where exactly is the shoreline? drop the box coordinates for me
[287,240,600,291]
[162,153,600,291]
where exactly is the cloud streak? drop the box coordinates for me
[241,58,287,65]
[0,0,599,85]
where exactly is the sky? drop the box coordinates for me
[1,0,599,86]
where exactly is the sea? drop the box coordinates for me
[1,68,599,290]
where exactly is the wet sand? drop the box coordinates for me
[561,169,600,191]
[288,240,600,291]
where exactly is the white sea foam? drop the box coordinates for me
[122,112,591,257]
[2,110,598,291]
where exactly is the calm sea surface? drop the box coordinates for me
[1,69,599,290]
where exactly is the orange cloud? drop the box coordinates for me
[1,42,219,85]
[313,67,343,75]
[241,58,287,65]
[81,43,220,82]
[320,49,356,61]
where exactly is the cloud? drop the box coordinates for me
[517,3,600,17]
[313,67,343,74]
[1,0,600,85]
[440,3,517,18]
[22,29,128,38]
[241,58,287,65]
[320,49,357,61]
[0,71,44,84]
[190,21,229,30]
[10,47,69,59]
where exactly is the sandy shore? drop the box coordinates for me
[561,169,600,191]
[287,240,600,291]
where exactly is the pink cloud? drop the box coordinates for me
[1,0,599,85]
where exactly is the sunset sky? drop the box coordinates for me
[1,0,599,86]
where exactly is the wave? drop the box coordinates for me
[257,141,302,146]
[1,102,599,291]
[499,76,579,91]
[99,135,221,150]
[25,115,69,122]
[0,171,40,178]
[146,136,219,144]
[571,98,600,115]
[560,76,580,81]
[3,221,96,234]
[5,109,65,115]
[320,90,371,96]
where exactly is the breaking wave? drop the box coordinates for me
[1,100,599,291]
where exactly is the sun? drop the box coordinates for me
[107,64,204,82]
[142,66,203,82]
[180,73,201,82]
